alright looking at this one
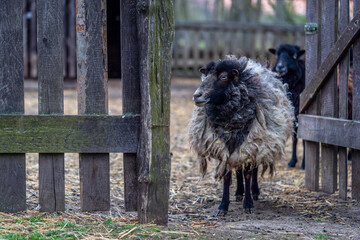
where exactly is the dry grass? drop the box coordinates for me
[0,79,359,239]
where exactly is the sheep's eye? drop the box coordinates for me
[221,75,227,80]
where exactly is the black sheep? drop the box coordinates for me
[269,44,306,169]
[188,57,294,215]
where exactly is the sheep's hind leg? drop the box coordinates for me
[288,131,298,168]
[251,167,260,200]
[235,167,244,201]
[217,171,231,216]
[243,166,254,213]
[301,139,305,170]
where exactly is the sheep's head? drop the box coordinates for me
[269,44,305,77]
[193,59,247,107]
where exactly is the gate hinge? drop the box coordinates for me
[304,23,318,34]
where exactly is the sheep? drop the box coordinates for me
[188,56,294,215]
[269,44,306,169]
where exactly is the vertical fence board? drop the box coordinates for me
[67,0,76,79]
[319,0,338,194]
[0,0,26,212]
[37,0,65,212]
[136,0,174,225]
[338,0,350,200]
[76,0,110,211]
[29,0,37,78]
[120,0,141,212]
[23,2,29,78]
[304,0,320,191]
[352,2,360,201]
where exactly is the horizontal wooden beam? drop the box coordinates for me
[0,114,139,153]
[300,9,360,113]
[175,21,304,32]
[298,114,360,150]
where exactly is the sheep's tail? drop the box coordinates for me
[199,157,208,178]
[260,162,275,178]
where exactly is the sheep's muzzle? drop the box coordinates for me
[192,89,208,107]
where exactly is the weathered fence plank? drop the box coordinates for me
[304,0,320,192]
[29,0,37,78]
[0,115,139,153]
[298,115,360,150]
[338,0,350,200]
[137,0,174,225]
[121,0,141,212]
[319,0,338,194]
[76,0,110,211]
[300,10,360,113]
[352,1,360,201]
[37,0,65,212]
[0,0,26,212]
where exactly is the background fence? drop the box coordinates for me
[22,0,305,79]
[173,21,305,77]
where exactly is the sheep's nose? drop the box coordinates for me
[193,92,202,100]
[276,65,286,74]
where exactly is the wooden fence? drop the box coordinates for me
[173,21,305,77]
[0,0,173,225]
[298,0,360,200]
[22,0,305,79]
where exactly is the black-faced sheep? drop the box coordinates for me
[188,57,294,215]
[269,44,305,169]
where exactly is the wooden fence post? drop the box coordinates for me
[352,2,360,201]
[304,0,320,191]
[0,0,26,212]
[121,0,141,212]
[76,0,110,211]
[37,0,65,212]
[136,0,174,225]
[338,0,350,200]
[319,0,338,194]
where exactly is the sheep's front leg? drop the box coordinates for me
[235,167,244,201]
[243,166,254,213]
[251,167,260,200]
[217,171,231,216]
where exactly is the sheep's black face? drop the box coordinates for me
[193,60,241,107]
[269,44,305,77]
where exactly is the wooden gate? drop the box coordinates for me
[298,0,360,200]
[0,0,174,225]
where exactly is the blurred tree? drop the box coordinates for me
[275,0,286,23]
[175,0,188,20]
[229,0,261,23]
[213,0,225,21]
[270,0,306,24]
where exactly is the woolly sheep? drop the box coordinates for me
[269,44,306,169]
[188,56,294,215]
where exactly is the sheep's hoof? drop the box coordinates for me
[235,195,243,202]
[301,159,305,170]
[252,195,259,201]
[216,210,228,216]
[245,208,253,214]
[288,160,297,168]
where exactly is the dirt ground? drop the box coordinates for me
[0,78,359,239]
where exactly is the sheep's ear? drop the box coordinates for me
[232,69,239,82]
[298,50,305,58]
[268,48,276,55]
[199,67,206,75]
